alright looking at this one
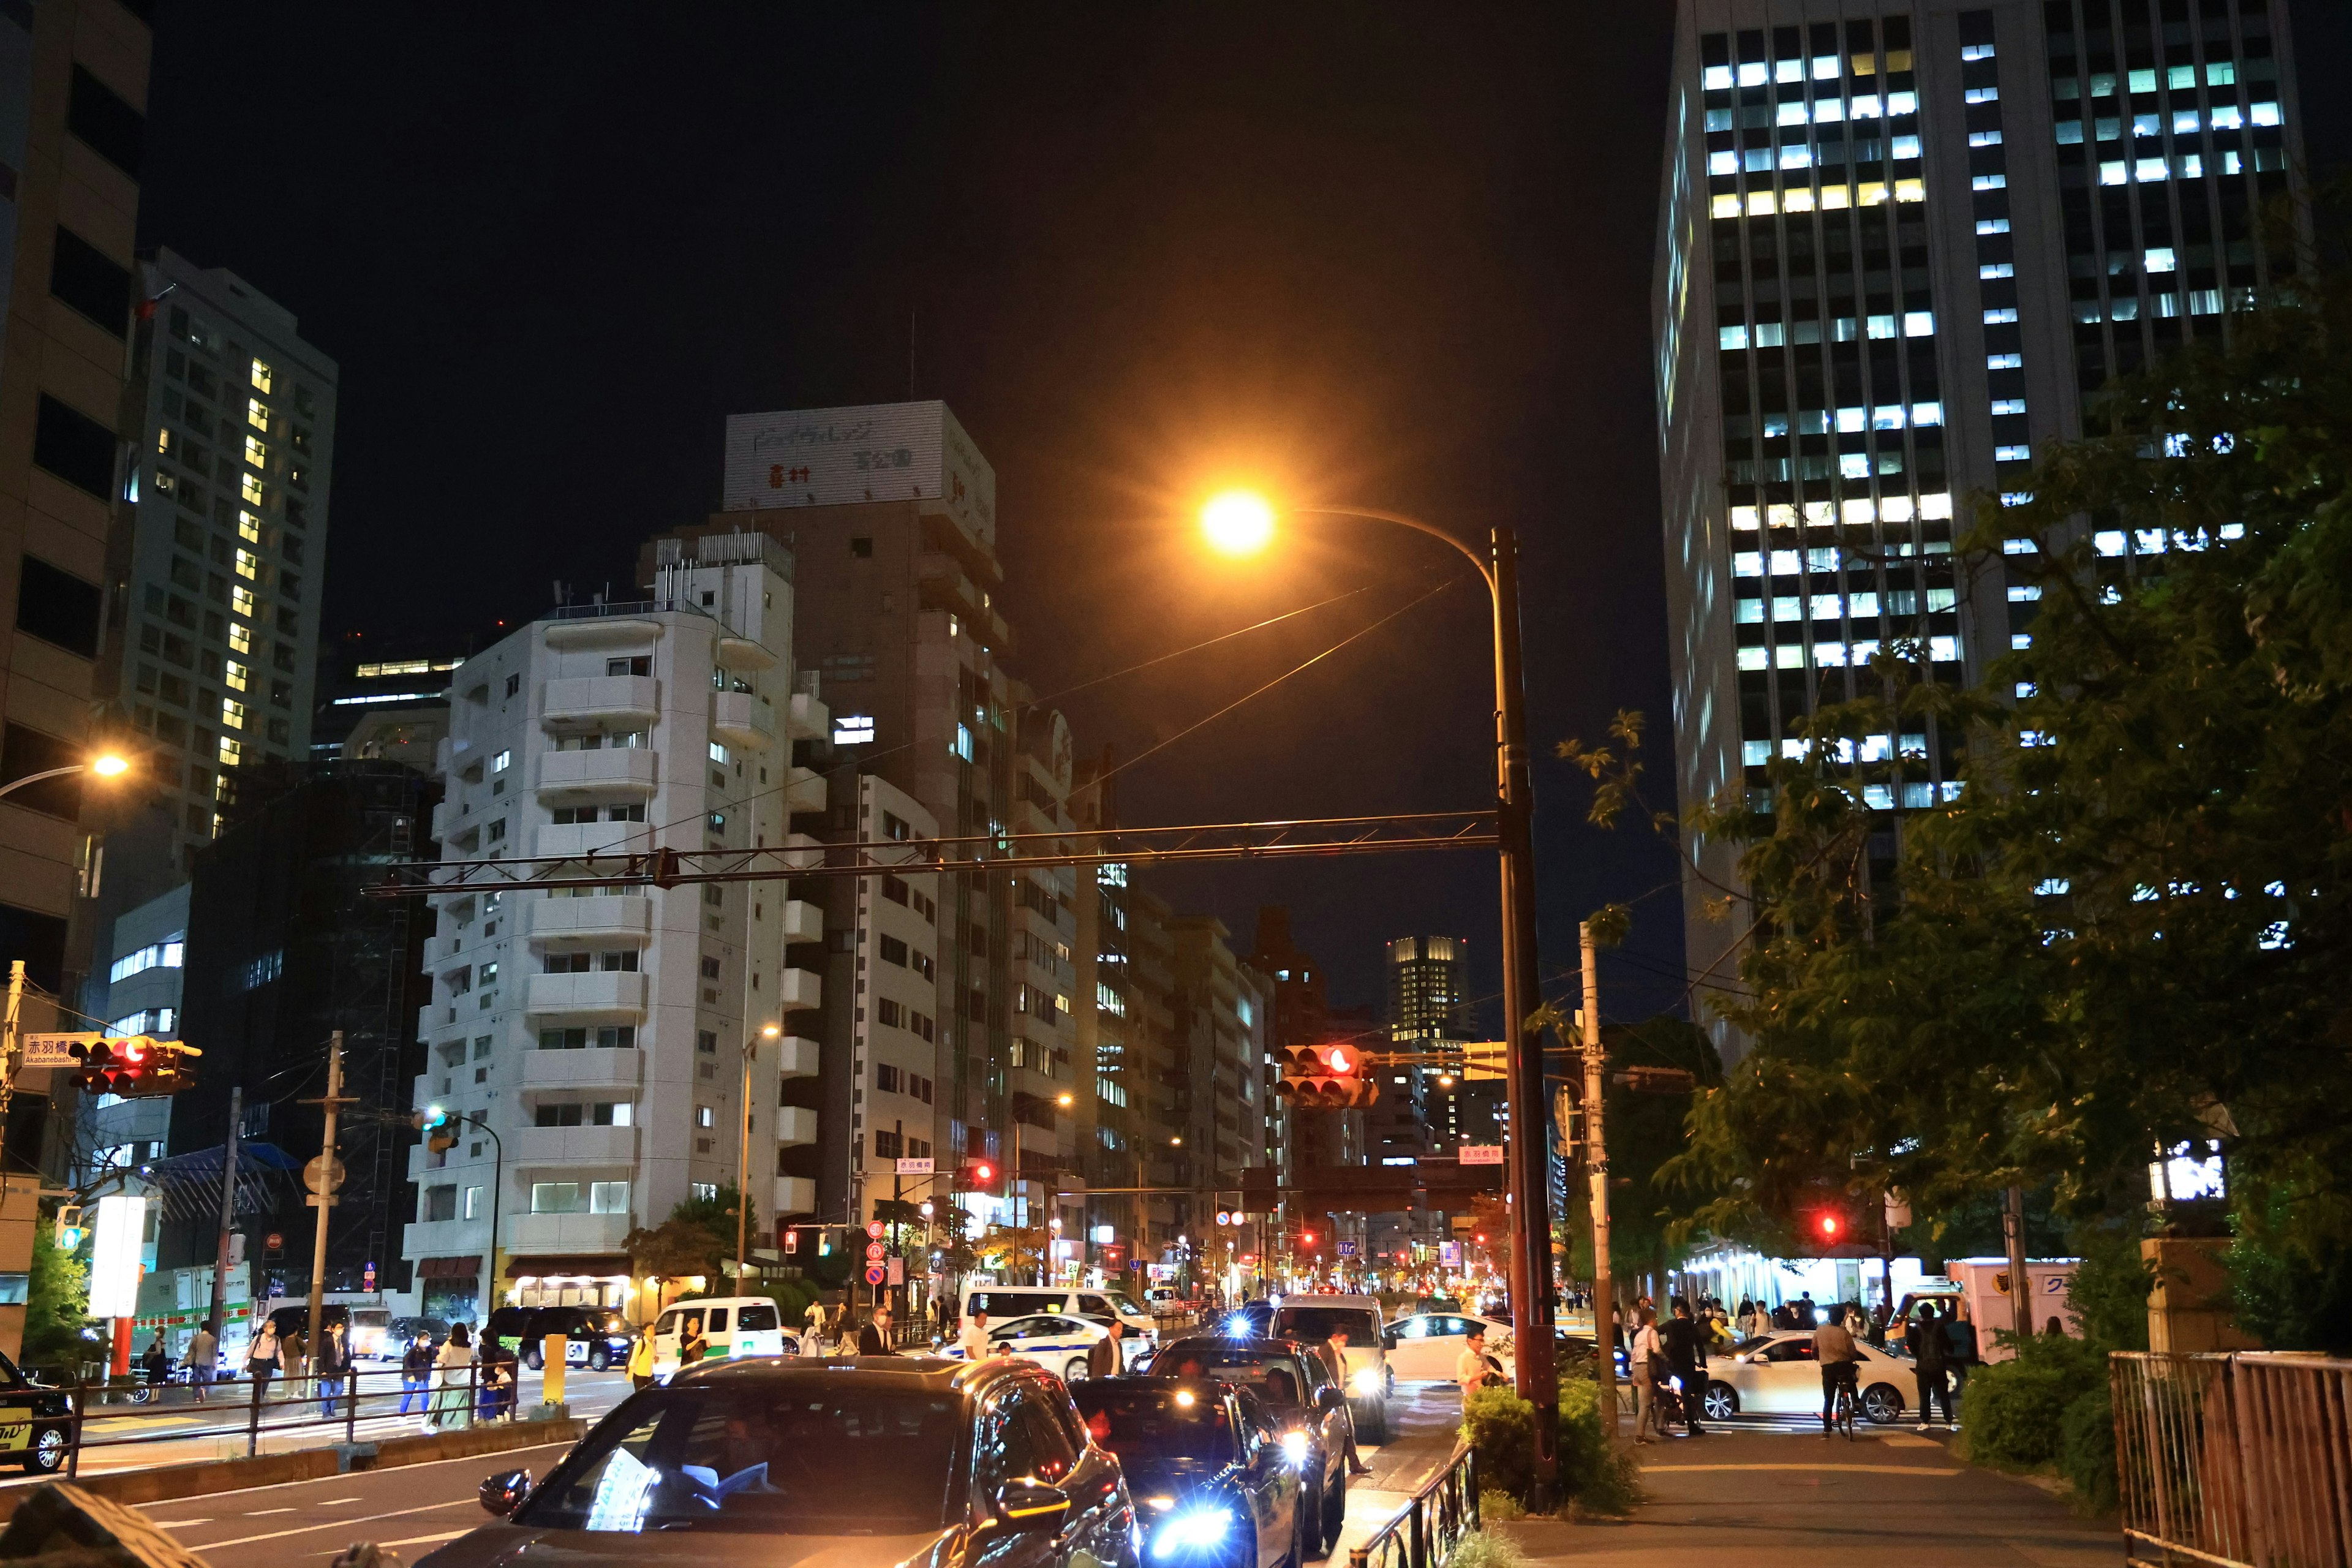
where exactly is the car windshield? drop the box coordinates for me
[1154,1343,1304,1405]
[519,1383,962,1533]
[1273,1306,1378,1343]
[1094,1291,1144,1316]
[1071,1384,1237,1465]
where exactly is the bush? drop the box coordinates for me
[2059,1381,2118,1515]
[1476,1490,1525,1523]
[1461,1377,1640,1515]
[1447,1532,1524,1568]
[1960,1333,2109,1469]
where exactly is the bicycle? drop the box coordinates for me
[1827,1366,1859,1440]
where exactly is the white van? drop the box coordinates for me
[959,1284,1158,1345]
[1270,1294,1393,1441]
[650,1297,790,1374]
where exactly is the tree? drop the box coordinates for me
[624,1185,759,1283]
[1651,244,2352,1322]
[22,1215,91,1371]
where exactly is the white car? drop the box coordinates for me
[1703,1331,1914,1423]
[1381,1312,1512,1383]
[943,1312,1115,1381]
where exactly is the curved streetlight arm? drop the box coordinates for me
[1286,507,1498,595]
[0,764,88,801]
[453,1111,504,1314]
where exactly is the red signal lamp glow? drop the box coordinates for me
[1819,1215,1841,1238]
[1324,1045,1358,1075]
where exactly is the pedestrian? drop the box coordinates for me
[804,1296,831,1346]
[1456,1325,1502,1400]
[1662,1299,1709,1436]
[1944,1300,1981,1407]
[1319,1327,1373,1476]
[2044,1315,2067,1337]
[284,1324,308,1389]
[1813,1304,1863,1431]
[1868,1299,1893,1349]
[399,1334,435,1414]
[1905,1303,1954,1425]
[859,1306,893,1356]
[429,1322,475,1432]
[627,1329,655,1389]
[1796,1292,1818,1327]
[185,1319,219,1403]
[247,1318,282,1400]
[140,1333,170,1388]
[317,1321,350,1419]
[1087,1316,1124,1379]
[677,1313,709,1368]
[478,1341,515,1422]
[1630,1307,1667,1445]
[959,1308,991,1363]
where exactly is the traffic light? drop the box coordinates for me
[959,1159,997,1193]
[1275,1042,1380,1110]
[412,1104,458,1152]
[67,1036,198,1097]
[55,1207,84,1252]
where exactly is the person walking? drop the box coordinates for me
[1906,1303,1954,1425]
[1662,1299,1708,1436]
[1813,1306,1863,1431]
[959,1308,992,1362]
[1456,1325,1502,1400]
[428,1322,475,1432]
[185,1320,219,1403]
[1944,1301,1981,1409]
[399,1334,435,1414]
[1087,1317,1124,1379]
[859,1307,893,1356]
[1630,1308,1667,1445]
[804,1297,831,1347]
[627,1328,655,1389]
[247,1319,282,1405]
[1319,1327,1373,1477]
[677,1313,709,1369]
[316,1321,350,1420]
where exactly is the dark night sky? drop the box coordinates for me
[135,4,2350,1034]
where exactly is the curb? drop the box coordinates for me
[0,1419,585,1521]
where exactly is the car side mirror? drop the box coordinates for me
[480,1469,532,1517]
[993,1480,1072,1532]
[1316,1386,1346,1412]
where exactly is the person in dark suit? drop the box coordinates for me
[1086,1317,1124,1379]
[858,1306,894,1355]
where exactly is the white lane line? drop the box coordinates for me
[192,1499,479,1549]
[154,1520,212,1528]
[246,1507,298,1515]
[125,1440,576,1509]
[317,1497,363,1506]
[378,1532,468,1549]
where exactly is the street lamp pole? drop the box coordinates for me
[0,754,130,802]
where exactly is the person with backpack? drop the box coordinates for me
[1660,1299,1709,1436]
[1943,1300,1981,1408]
[1905,1303,1954,1425]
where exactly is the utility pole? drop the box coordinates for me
[301,1033,353,1376]
[2004,1185,2032,1339]
[1578,922,1618,1438]
[208,1085,243,1342]
[0,960,24,1180]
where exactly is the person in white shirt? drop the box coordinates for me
[1455,1325,1501,1399]
[958,1308,992,1362]
[1631,1308,1667,1445]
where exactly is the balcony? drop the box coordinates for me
[543,674,658,731]
[778,969,822,1011]
[535,821,649,860]
[780,833,824,872]
[403,1216,491,1262]
[515,1124,638,1168]
[519,1048,644,1093]
[777,1106,818,1145]
[537,747,658,797]
[783,766,826,813]
[529,895,652,943]
[778,900,823,943]
[787,691,829,742]
[543,616,662,651]
[526,971,648,1022]
[428,801,453,842]
[774,1177,816,1218]
[917,555,985,622]
[712,690,776,751]
[505,1212,632,1255]
[775,1035,820,1077]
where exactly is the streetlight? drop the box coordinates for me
[1197,491,1562,1503]
[1004,1090,1074,1284]
[737,1023,782,1285]
[0,751,132,801]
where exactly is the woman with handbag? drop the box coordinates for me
[1631,1307,1669,1445]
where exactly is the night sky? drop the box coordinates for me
[135,4,2351,1035]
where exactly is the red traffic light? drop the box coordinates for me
[1324,1044,1357,1075]
[1302,1231,1316,1246]
[1819,1215,1842,1239]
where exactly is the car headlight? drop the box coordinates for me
[1152,1507,1235,1557]
[1281,1430,1310,1466]
[1225,1314,1252,1336]
[1349,1368,1383,1396]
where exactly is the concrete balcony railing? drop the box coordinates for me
[535,821,649,860]
[527,894,652,943]
[505,1212,632,1256]
[774,1176,816,1218]
[787,690,829,742]
[536,747,657,797]
[402,1216,491,1263]
[778,899,823,943]
[776,1106,819,1145]
[514,1124,638,1168]
[775,1035,820,1077]
[525,971,649,1022]
[543,674,658,731]
[778,968,822,1011]
[519,1047,644,1093]
[712,690,776,752]
[783,766,826,813]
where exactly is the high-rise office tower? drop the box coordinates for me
[1654,0,2309,1057]
[0,0,149,1013]
[1386,935,1482,1145]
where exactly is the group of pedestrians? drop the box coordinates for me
[1627,1297,1713,1444]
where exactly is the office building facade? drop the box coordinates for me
[1653,0,2309,1057]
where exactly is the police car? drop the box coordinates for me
[943,1312,1118,1381]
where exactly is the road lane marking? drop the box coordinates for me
[379,1532,468,1548]
[116,1441,576,1507]
[246,1507,298,1515]
[1643,1462,1964,1474]
[193,1499,480,1548]
[317,1497,362,1505]
[154,1520,211,1528]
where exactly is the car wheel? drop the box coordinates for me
[1065,1355,1091,1381]
[589,1348,611,1371]
[24,1428,66,1474]
[523,1348,543,1371]
[1320,1463,1346,1552]
[1702,1381,1740,1422]
[1863,1384,1905,1423]
[1297,1477,1324,1561]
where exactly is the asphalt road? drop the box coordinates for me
[99,1375,1471,1568]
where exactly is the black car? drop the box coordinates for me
[0,1351,71,1472]
[426,1356,1136,1568]
[478,1305,633,1370]
[1072,1379,1306,1568]
[1144,1338,1351,1558]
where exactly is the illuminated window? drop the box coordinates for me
[234,548,260,580]
[228,622,252,655]
[834,714,875,745]
[221,699,246,730]
[247,398,270,431]
[238,510,262,542]
[250,360,272,394]
[219,737,243,765]
[241,472,263,505]
[244,435,269,469]
[156,429,171,454]
[232,586,257,617]
[225,660,249,692]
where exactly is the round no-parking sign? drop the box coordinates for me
[864,1264,888,1285]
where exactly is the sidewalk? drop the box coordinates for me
[1497,1427,2121,1568]
[1331,1383,1471,1560]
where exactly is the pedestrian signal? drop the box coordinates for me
[55,1207,85,1251]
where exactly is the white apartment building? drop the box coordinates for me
[402,533,829,1323]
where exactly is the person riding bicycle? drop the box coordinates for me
[1812,1310,1863,1432]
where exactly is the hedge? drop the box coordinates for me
[1460,1377,1640,1515]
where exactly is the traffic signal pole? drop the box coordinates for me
[302,1033,352,1385]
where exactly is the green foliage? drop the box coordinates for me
[2059,1380,2119,1515]
[1960,1333,2109,1469]
[2065,1219,2155,1352]
[624,1186,758,1282]
[1460,1378,1640,1515]
[1447,1531,1525,1568]
[21,1218,89,1370]
[2223,1180,2352,1352]
[1476,1491,1525,1524]
[1556,1015,1723,1282]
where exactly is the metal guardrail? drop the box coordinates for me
[2113,1351,2352,1568]
[1349,1441,1480,1568]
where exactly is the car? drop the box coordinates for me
[1073,1378,1310,1568]
[1267,1297,1390,1441]
[0,1350,72,1472]
[1702,1330,1915,1423]
[1143,1287,1190,1317]
[376,1314,451,1360]
[1379,1312,1510,1383]
[1137,1338,1353,1558]
[962,1284,1161,1347]
[505,1306,636,1371]
[948,1313,1119,1381]
[428,1356,1134,1568]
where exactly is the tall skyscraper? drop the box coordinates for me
[0,0,149,1009]
[1653,0,2309,1057]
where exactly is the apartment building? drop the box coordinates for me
[403,533,824,1322]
